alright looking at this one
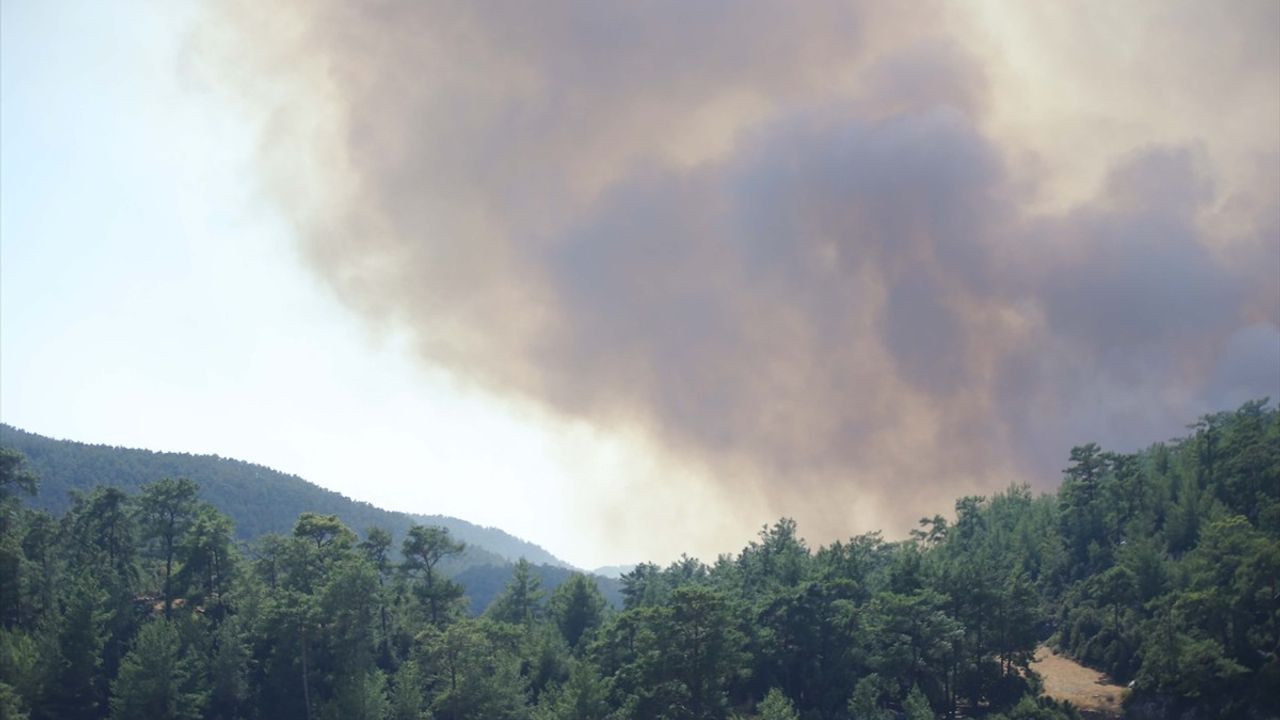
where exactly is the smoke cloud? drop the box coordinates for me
[199,1,1280,554]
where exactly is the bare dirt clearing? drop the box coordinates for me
[1032,645,1127,718]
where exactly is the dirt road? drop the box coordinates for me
[1031,645,1127,718]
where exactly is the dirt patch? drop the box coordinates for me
[1031,645,1127,718]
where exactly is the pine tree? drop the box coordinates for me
[903,684,933,720]
[109,620,207,720]
[401,525,465,627]
[40,576,106,720]
[757,688,799,720]
[548,574,605,651]
[137,479,200,619]
[487,558,544,627]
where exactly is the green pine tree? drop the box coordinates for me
[109,619,206,720]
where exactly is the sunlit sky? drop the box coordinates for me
[3,1,1277,569]
[0,1,677,569]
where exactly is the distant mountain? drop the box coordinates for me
[412,512,574,570]
[456,562,624,612]
[591,564,638,579]
[0,424,571,572]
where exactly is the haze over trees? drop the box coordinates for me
[0,425,570,569]
[0,424,611,612]
[0,399,1276,718]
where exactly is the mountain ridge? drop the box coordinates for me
[0,423,575,571]
[591,563,638,579]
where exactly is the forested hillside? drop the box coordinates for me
[0,424,571,570]
[0,400,1276,719]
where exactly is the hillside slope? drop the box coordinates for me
[0,424,570,571]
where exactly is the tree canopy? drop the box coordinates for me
[0,399,1275,718]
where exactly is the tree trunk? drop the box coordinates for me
[300,622,313,720]
[163,534,174,619]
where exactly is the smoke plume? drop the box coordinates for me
[199,0,1280,552]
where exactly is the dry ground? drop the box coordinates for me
[1031,645,1127,718]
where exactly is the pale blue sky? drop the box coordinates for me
[0,0,695,569]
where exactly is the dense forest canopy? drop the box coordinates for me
[0,400,1276,719]
[0,424,571,569]
[0,425,620,613]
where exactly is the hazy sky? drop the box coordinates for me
[2,0,1277,569]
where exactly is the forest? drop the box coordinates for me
[0,424,572,571]
[0,423,620,613]
[0,400,1276,719]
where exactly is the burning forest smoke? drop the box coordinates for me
[197,0,1280,553]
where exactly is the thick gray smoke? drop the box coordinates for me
[201,0,1280,544]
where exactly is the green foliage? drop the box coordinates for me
[0,681,29,720]
[757,688,799,720]
[206,617,249,720]
[388,659,427,720]
[597,584,746,719]
[109,620,206,720]
[0,630,40,720]
[178,505,237,613]
[418,619,528,720]
[847,674,888,720]
[455,561,624,615]
[0,423,544,567]
[993,694,1080,720]
[0,449,37,502]
[548,573,606,651]
[0,399,1275,719]
[488,557,544,626]
[320,669,388,720]
[41,575,107,720]
[903,684,933,720]
[137,478,200,619]
[533,661,610,720]
[1048,400,1280,714]
[402,524,467,627]
[0,424,627,615]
